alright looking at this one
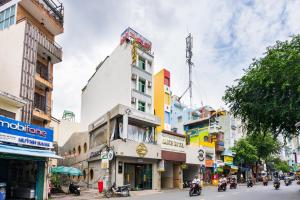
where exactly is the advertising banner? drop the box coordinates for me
[0,116,53,148]
[224,156,233,165]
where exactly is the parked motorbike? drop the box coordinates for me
[218,181,227,192]
[183,180,192,188]
[273,180,280,190]
[69,183,80,196]
[189,183,202,196]
[229,178,237,189]
[263,177,268,186]
[247,179,253,188]
[104,183,130,198]
[284,177,292,186]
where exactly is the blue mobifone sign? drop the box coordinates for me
[0,116,53,148]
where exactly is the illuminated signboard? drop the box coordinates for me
[120,27,152,51]
[0,116,53,148]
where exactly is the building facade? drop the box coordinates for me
[81,27,154,130]
[0,0,64,199]
[0,0,63,128]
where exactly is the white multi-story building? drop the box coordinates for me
[81,27,154,130]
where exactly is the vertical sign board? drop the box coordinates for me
[0,116,53,148]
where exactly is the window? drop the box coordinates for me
[138,78,146,93]
[0,5,16,30]
[127,124,154,143]
[34,92,46,112]
[78,145,81,154]
[84,142,87,153]
[164,77,170,86]
[138,101,145,112]
[36,61,49,80]
[138,56,146,70]
[164,112,170,124]
[204,136,209,142]
[89,169,94,180]
[178,116,183,123]
[0,108,15,119]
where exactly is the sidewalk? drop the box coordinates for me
[50,188,163,200]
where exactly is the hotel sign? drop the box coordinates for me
[158,132,185,153]
[0,116,53,148]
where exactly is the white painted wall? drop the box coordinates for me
[54,119,81,147]
[80,43,132,130]
[0,100,22,120]
[0,21,25,97]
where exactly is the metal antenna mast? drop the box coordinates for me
[186,33,193,108]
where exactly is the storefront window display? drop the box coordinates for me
[124,163,152,190]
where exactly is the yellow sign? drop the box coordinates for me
[224,156,233,165]
[136,143,148,157]
[101,158,109,169]
[131,40,137,65]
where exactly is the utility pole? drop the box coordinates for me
[186,33,193,109]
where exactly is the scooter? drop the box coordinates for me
[69,182,80,196]
[273,180,280,190]
[218,181,227,192]
[183,180,192,188]
[284,178,292,186]
[263,177,268,186]
[189,183,202,196]
[247,179,253,188]
[104,183,130,198]
[230,178,237,189]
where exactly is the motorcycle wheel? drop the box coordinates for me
[104,191,112,198]
[189,189,193,196]
[124,189,130,197]
[198,190,201,196]
[76,190,80,196]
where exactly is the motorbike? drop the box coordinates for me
[273,180,280,190]
[183,180,192,188]
[247,179,253,188]
[263,177,268,186]
[104,183,130,198]
[284,178,292,186]
[189,183,202,196]
[218,181,227,192]
[229,178,237,189]
[69,183,80,196]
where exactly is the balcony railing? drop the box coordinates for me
[37,0,64,25]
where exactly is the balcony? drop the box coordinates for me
[35,73,53,90]
[19,0,64,35]
[33,105,51,121]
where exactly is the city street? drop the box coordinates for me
[52,182,300,200]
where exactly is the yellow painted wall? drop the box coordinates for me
[154,69,166,137]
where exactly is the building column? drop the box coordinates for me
[122,113,128,139]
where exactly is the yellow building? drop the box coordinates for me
[154,69,171,135]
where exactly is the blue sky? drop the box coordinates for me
[53,0,300,121]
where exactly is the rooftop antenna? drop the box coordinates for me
[178,33,194,110]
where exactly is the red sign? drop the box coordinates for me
[120,27,152,51]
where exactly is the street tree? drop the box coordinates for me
[223,35,300,139]
[231,138,258,166]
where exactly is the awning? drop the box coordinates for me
[0,144,62,159]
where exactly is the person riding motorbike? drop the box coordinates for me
[192,176,201,190]
[189,176,201,196]
[263,176,268,186]
[273,176,280,189]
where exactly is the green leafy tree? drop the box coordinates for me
[271,158,290,173]
[231,138,258,165]
[223,35,300,139]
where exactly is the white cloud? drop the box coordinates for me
[52,0,300,121]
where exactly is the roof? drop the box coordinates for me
[0,144,62,159]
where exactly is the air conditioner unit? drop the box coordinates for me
[131,97,136,104]
[131,74,137,80]
[148,81,152,88]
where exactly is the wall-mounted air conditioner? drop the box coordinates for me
[131,97,136,103]
[131,74,137,81]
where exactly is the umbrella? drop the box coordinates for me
[51,166,83,176]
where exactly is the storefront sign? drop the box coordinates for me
[0,116,53,148]
[224,156,233,165]
[158,132,185,153]
[198,149,205,162]
[101,158,109,169]
[107,149,114,161]
[90,150,101,159]
[136,143,148,157]
[205,159,214,167]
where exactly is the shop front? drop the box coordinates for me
[157,131,186,189]
[0,116,59,200]
[111,139,161,191]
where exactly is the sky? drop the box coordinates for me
[53,0,300,121]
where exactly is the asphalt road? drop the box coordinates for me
[123,182,300,200]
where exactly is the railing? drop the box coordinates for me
[37,0,64,25]
[18,17,63,61]
[34,105,51,116]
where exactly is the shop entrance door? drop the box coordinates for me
[124,163,152,190]
[173,164,180,188]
